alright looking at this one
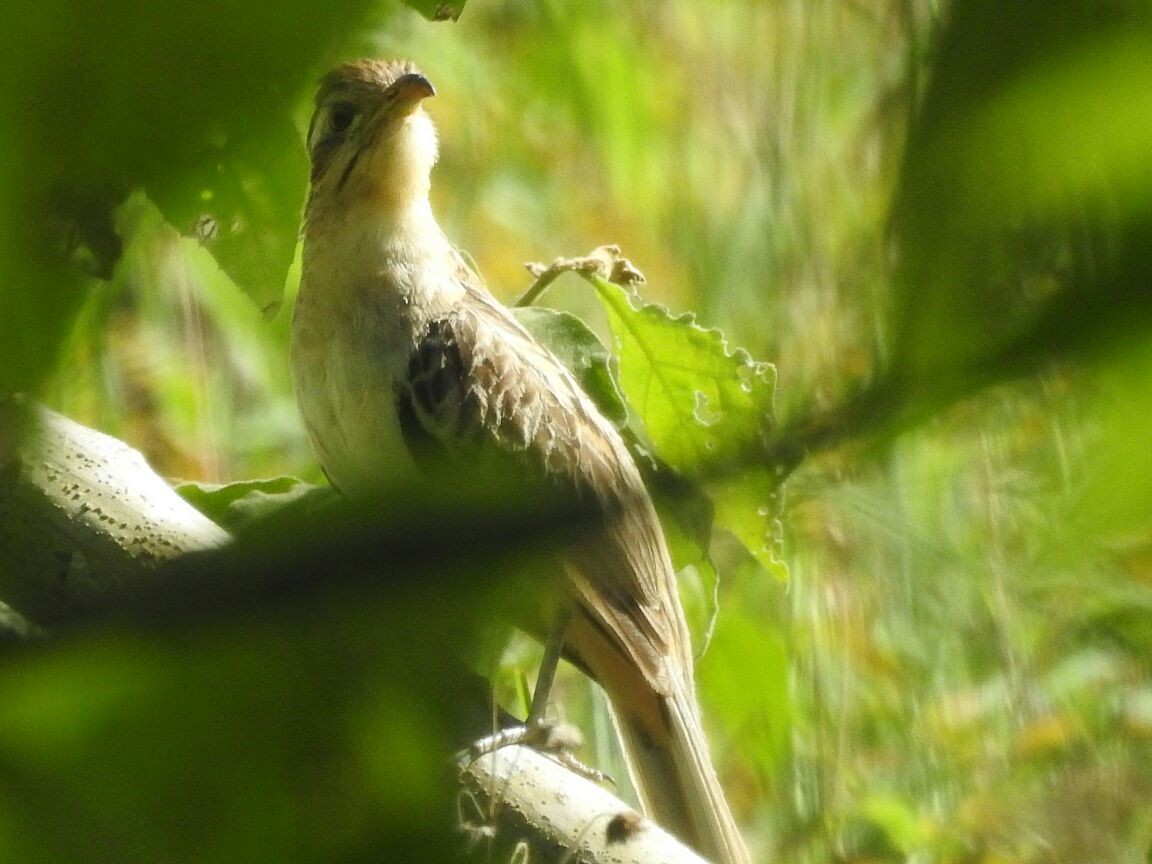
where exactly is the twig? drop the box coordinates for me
[517,245,645,308]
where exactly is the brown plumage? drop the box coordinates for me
[291,59,750,864]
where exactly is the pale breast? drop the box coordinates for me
[291,278,423,495]
[293,212,467,494]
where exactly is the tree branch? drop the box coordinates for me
[459,744,708,864]
[0,399,229,626]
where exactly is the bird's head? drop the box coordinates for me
[305,59,438,227]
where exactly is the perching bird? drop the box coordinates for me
[290,58,749,864]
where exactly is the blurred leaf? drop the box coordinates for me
[511,306,627,427]
[401,0,465,21]
[712,468,788,582]
[176,477,329,535]
[0,0,399,395]
[970,30,1152,218]
[0,603,465,863]
[889,1,1152,395]
[147,114,309,314]
[698,600,791,775]
[0,254,86,397]
[0,461,573,861]
[854,794,934,856]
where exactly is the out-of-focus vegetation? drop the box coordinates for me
[3,0,1152,861]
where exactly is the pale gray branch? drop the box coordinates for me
[0,400,229,626]
[459,744,708,864]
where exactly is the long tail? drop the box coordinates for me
[610,675,751,864]
[560,499,750,862]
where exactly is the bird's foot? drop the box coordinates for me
[464,718,613,787]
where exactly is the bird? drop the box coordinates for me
[290,58,750,864]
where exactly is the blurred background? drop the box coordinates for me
[3,0,1152,860]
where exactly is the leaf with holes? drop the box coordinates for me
[591,277,785,579]
[401,0,466,21]
[591,277,776,473]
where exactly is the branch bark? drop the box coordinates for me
[0,399,229,626]
[459,744,708,864]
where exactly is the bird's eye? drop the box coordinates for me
[328,103,357,135]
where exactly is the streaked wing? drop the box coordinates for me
[394,256,682,690]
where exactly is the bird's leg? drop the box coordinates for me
[464,606,573,759]
[526,604,574,730]
[463,605,610,785]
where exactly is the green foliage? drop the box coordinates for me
[3,0,1152,862]
[0,0,411,395]
[150,116,308,316]
[401,0,466,20]
[0,589,478,862]
[176,477,328,535]
[592,277,777,475]
[590,276,785,579]
[889,0,1152,394]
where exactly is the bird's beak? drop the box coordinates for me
[362,72,434,139]
[389,72,436,106]
[332,71,436,195]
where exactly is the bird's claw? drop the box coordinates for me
[463,719,614,787]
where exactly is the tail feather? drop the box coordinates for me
[612,680,751,864]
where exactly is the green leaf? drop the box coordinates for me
[590,277,785,579]
[591,277,776,473]
[148,114,308,315]
[176,476,328,535]
[401,0,465,21]
[511,306,628,427]
[1,0,404,394]
[697,599,791,772]
[711,467,788,582]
